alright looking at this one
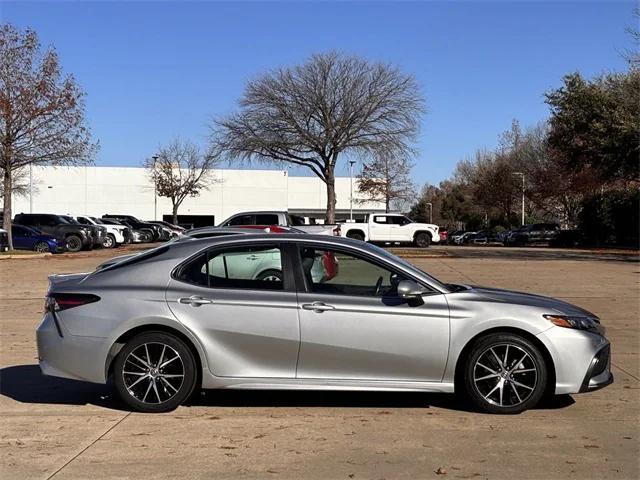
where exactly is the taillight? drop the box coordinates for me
[45,293,100,312]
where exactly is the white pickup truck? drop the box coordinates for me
[218,211,341,236]
[340,213,440,247]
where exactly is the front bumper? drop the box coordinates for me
[537,326,613,395]
[36,313,107,384]
[579,344,613,392]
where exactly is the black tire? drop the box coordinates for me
[141,229,155,242]
[347,231,365,242]
[462,333,547,414]
[256,269,283,282]
[113,332,197,413]
[102,234,116,248]
[65,235,83,252]
[414,232,431,248]
[34,241,50,253]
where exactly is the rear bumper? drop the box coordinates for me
[36,313,107,384]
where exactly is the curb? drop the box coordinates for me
[0,252,52,260]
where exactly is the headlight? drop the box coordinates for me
[544,314,601,333]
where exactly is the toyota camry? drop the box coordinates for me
[37,234,612,414]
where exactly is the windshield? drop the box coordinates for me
[91,217,104,224]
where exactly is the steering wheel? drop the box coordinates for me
[374,276,384,296]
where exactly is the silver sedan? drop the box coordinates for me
[37,234,612,414]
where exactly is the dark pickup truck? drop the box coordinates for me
[13,213,104,252]
[503,223,560,246]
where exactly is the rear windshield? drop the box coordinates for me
[93,245,170,274]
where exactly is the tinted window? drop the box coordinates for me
[373,216,388,224]
[289,215,306,226]
[77,217,91,225]
[176,245,284,291]
[227,214,253,226]
[390,216,412,226]
[255,214,279,225]
[299,247,409,297]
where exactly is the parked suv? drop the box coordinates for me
[13,213,95,252]
[76,215,131,248]
[504,223,560,246]
[60,215,107,249]
[102,215,165,241]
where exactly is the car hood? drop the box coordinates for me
[36,233,57,242]
[455,285,596,318]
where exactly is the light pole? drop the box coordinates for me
[513,172,525,226]
[349,160,356,221]
[29,164,33,213]
[152,155,159,221]
[425,202,433,224]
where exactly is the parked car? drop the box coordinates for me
[38,234,612,414]
[219,211,340,236]
[452,231,476,245]
[340,213,440,247]
[463,230,499,245]
[504,223,561,246]
[446,230,465,245]
[59,215,107,249]
[102,215,166,241]
[0,228,8,252]
[10,225,63,253]
[13,213,95,252]
[100,218,152,243]
[76,216,131,248]
[147,220,186,237]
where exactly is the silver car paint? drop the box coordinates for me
[37,234,611,396]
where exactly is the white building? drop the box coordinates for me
[11,166,384,226]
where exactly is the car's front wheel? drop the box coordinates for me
[113,332,197,413]
[34,241,50,253]
[463,333,547,414]
[102,234,116,248]
[65,235,83,252]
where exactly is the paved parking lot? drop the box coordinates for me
[1,246,638,479]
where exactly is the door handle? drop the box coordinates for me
[246,255,259,260]
[301,302,335,313]
[178,295,213,307]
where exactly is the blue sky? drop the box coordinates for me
[2,0,635,185]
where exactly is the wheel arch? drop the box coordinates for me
[413,229,432,240]
[346,229,366,240]
[105,323,203,392]
[453,326,556,396]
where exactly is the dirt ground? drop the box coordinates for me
[1,245,639,479]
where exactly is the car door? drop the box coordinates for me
[294,244,450,382]
[166,242,300,378]
[11,225,31,250]
[369,215,391,241]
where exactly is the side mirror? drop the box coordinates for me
[397,280,427,299]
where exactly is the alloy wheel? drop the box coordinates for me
[35,242,50,253]
[122,342,185,405]
[472,343,538,407]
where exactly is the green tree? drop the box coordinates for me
[545,71,640,183]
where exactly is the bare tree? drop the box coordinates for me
[0,24,97,249]
[357,154,415,212]
[212,51,424,223]
[0,166,31,199]
[144,138,219,225]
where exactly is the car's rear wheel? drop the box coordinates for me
[65,235,83,252]
[113,332,197,413]
[414,232,431,248]
[103,234,116,248]
[463,333,547,414]
[347,231,365,242]
[34,241,50,253]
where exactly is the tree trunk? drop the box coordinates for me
[385,195,390,213]
[3,167,13,250]
[325,166,336,224]
[172,202,179,226]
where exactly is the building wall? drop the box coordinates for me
[11,166,383,222]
